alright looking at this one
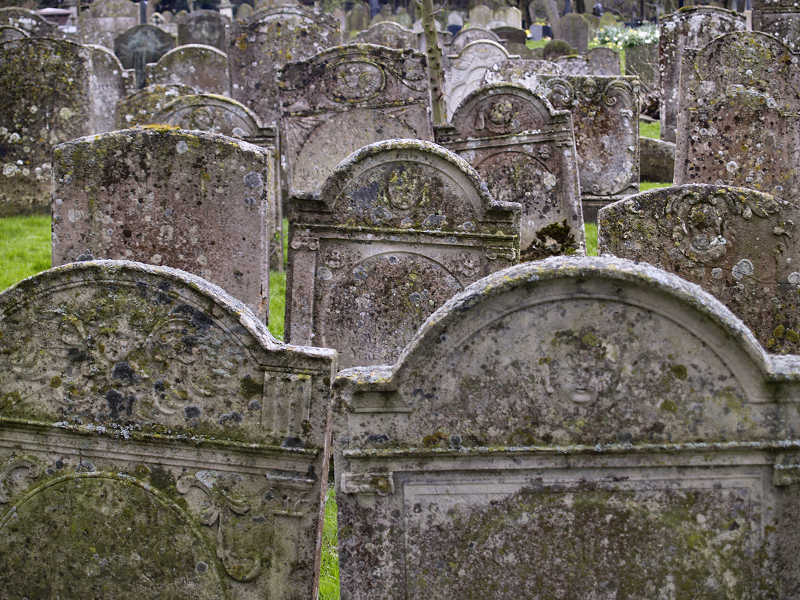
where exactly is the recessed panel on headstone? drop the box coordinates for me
[354,21,416,48]
[0,260,336,600]
[177,9,229,50]
[146,44,230,95]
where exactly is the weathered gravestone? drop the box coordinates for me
[78,0,138,50]
[468,4,493,28]
[675,32,800,202]
[482,57,563,90]
[354,21,416,48]
[229,6,340,127]
[658,7,745,143]
[346,1,370,33]
[445,40,518,119]
[286,139,520,368]
[753,0,800,51]
[438,83,584,259]
[639,136,675,182]
[599,184,800,353]
[146,44,230,95]
[0,260,336,600]
[279,44,433,202]
[586,46,621,75]
[554,54,617,76]
[177,9,229,51]
[558,14,589,53]
[0,25,27,42]
[52,128,274,321]
[625,41,657,90]
[235,2,253,20]
[493,5,523,28]
[449,26,500,54]
[114,24,176,88]
[0,38,125,216]
[115,83,196,127]
[334,255,800,599]
[0,7,62,38]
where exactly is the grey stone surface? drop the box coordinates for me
[439,83,584,258]
[334,254,800,599]
[114,24,176,70]
[235,2,253,20]
[177,9,229,51]
[483,58,563,90]
[52,128,273,321]
[558,13,589,53]
[78,0,138,50]
[639,135,675,182]
[625,41,657,90]
[0,7,63,38]
[0,259,336,600]
[449,26,500,54]
[346,1,370,33]
[279,44,433,202]
[354,21,416,48]
[229,6,340,127]
[599,184,800,353]
[468,4,492,27]
[493,5,522,28]
[0,25,27,42]
[586,46,621,75]
[146,44,230,95]
[753,0,800,51]
[155,93,264,138]
[658,7,745,143]
[674,32,800,203]
[115,83,196,127]
[286,139,520,368]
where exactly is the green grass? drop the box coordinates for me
[0,214,51,291]
[639,119,660,139]
[640,181,671,192]
[585,222,598,256]
[320,489,340,599]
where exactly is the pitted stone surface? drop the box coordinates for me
[155,94,264,138]
[78,0,138,50]
[658,7,745,143]
[229,6,340,126]
[334,255,800,599]
[639,136,675,182]
[114,83,196,128]
[599,184,800,353]
[449,26,500,54]
[0,7,62,38]
[52,128,273,321]
[444,39,517,119]
[279,43,433,201]
[354,21,416,48]
[286,139,520,368]
[177,10,229,51]
[558,14,589,53]
[675,32,800,204]
[0,260,336,600]
[483,58,563,90]
[439,83,584,258]
[114,24,176,70]
[554,52,621,76]
[753,0,800,51]
[146,44,230,96]
[0,25,27,42]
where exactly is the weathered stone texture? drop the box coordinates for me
[0,260,336,600]
[558,14,589,53]
[78,0,138,50]
[483,58,563,90]
[146,44,231,96]
[449,26,500,54]
[354,21,416,48]
[0,7,63,38]
[114,24,176,70]
[658,7,745,143]
[334,255,800,599]
[286,139,520,368]
[439,83,584,259]
[625,41,657,90]
[753,0,800,51]
[599,184,800,353]
[52,128,273,321]
[675,32,800,204]
[115,83,196,128]
[444,40,517,119]
[0,25,28,42]
[279,44,433,201]
[229,6,340,126]
[554,50,621,76]
[155,93,265,139]
[639,135,675,182]
[177,10,229,51]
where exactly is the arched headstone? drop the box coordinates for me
[147,44,230,95]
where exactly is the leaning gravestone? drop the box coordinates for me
[177,9,229,51]
[449,26,500,54]
[0,260,336,600]
[334,255,798,598]
[146,44,230,95]
[354,21,416,48]
[658,7,745,143]
[0,7,62,38]
[286,139,520,368]
[444,40,518,119]
[599,184,800,353]
[229,6,340,126]
[558,13,589,53]
[52,128,274,322]
[0,38,125,216]
[279,44,433,202]
[438,83,584,259]
[675,32,800,202]
[752,0,800,50]
[78,0,138,50]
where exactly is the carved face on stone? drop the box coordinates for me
[547,327,618,406]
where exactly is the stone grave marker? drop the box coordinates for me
[334,255,799,599]
[279,44,433,202]
[0,7,62,38]
[229,6,340,127]
[236,2,253,20]
[586,46,620,74]
[449,26,500,54]
[446,10,463,35]
[114,24,176,87]
[392,6,412,28]
[553,54,594,75]
[346,1,370,33]
[146,44,230,95]
[177,9,229,51]
[52,128,274,321]
[354,21,416,48]
[558,13,589,53]
[468,4,493,27]
[639,136,674,182]
[286,139,520,368]
[78,0,138,49]
[495,6,523,27]
[0,260,336,600]
[482,57,563,90]
[624,41,657,90]
[674,32,800,202]
[658,7,745,143]
[438,83,584,259]
[753,0,800,51]
[599,184,800,353]
[115,83,196,127]
[0,25,27,42]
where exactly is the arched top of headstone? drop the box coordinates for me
[241,4,338,31]
[176,9,229,48]
[448,37,514,61]
[0,24,28,42]
[156,41,228,63]
[319,138,517,231]
[155,93,263,136]
[83,0,138,19]
[114,24,176,69]
[660,4,744,23]
[449,26,500,53]
[115,83,197,127]
[335,256,791,450]
[0,260,336,447]
[176,8,230,25]
[0,7,60,37]
[354,20,415,48]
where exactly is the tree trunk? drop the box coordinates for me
[420,0,447,126]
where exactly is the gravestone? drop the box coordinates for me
[599,184,800,353]
[114,24,176,88]
[78,0,138,49]
[279,44,434,202]
[483,57,563,90]
[492,25,527,45]
[0,7,62,38]
[52,128,274,321]
[586,46,620,74]
[658,7,745,143]
[0,25,27,42]
[753,0,800,51]
[334,255,798,599]
[146,44,230,95]
[229,6,340,127]
[639,136,674,182]
[493,5,523,27]
[354,21,416,48]
[177,9,229,51]
[468,4,493,27]
[347,0,370,32]
[558,13,589,53]
[438,83,584,259]
[236,2,253,20]
[115,83,196,127]
[624,41,657,89]
[674,32,800,203]
[0,39,125,217]
[0,260,336,600]
[553,54,594,75]
[446,10,463,35]
[449,26,500,54]
[392,6,412,28]
[286,139,520,368]
[445,40,518,119]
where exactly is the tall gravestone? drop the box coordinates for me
[229,6,340,127]
[146,44,230,95]
[0,260,336,600]
[674,32,800,203]
[752,0,800,50]
[279,44,433,202]
[438,83,584,258]
[0,38,125,216]
[558,14,589,53]
[78,0,138,49]
[658,7,745,143]
[286,139,520,368]
[346,1,370,33]
[52,128,274,322]
[444,40,518,119]
[334,255,800,598]
[177,9,229,51]
[599,184,800,353]
[354,21,416,48]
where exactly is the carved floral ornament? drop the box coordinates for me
[325,59,386,103]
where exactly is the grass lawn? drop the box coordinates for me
[639,119,660,139]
